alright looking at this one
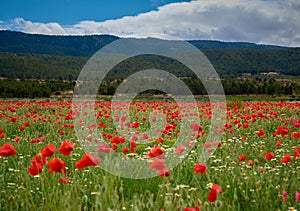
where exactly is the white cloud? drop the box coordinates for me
[1,0,300,46]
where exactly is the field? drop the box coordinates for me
[0,99,299,210]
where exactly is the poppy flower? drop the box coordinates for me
[40,144,56,158]
[157,137,164,143]
[0,143,16,157]
[14,136,21,142]
[58,141,74,156]
[275,140,282,147]
[281,154,291,164]
[282,190,288,201]
[208,184,222,202]
[175,144,185,155]
[256,129,265,137]
[75,152,101,169]
[291,132,300,138]
[190,123,202,132]
[147,146,164,158]
[27,155,43,176]
[296,191,300,203]
[122,147,129,153]
[183,206,200,211]
[194,163,207,175]
[59,130,66,135]
[97,143,112,154]
[247,160,253,166]
[59,177,70,184]
[276,126,289,135]
[149,158,169,177]
[265,152,274,160]
[294,148,300,159]
[110,136,126,145]
[238,154,246,162]
[47,157,66,174]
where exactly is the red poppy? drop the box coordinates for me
[247,160,253,166]
[282,190,288,201]
[157,137,164,143]
[190,123,202,132]
[294,148,300,158]
[275,140,282,147]
[14,136,21,142]
[0,143,16,156]
[58,141,74,156]
[194,163,207,175]
[75,152,101,169]
[110,136,126,145]
[40,144,56,158]
[265,152,274,160]
[276,126,290,135]
[47,157,66,174]
[122,147,129,153]
[59,130,66,135]
[238,154,246,162]
[183,206,200,211]
[175,144,185,155]
[281,154,291,164]
[291,132,300,138]
[148,146,164,158]
[149,158,169,177]
[27,155,43,176]
[59,177,70,184]
[208,184,222,202]
[256,129,265,137]
[97,143,113,153]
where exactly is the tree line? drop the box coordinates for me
[0,78,298,98]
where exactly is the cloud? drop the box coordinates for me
[1,0,300,46]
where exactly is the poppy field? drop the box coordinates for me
[0,99,299,210]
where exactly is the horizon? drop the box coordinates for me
[0,0,300,47]
[0,29,293,48]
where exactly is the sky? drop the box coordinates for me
[0,0,300,46]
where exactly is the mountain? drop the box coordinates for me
[0,30,299,79]
[0,30,286,56]
[0,30,119,56]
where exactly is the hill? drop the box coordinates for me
[0,30,299,79]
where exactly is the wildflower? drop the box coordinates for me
[58,141,74,156]
[149,158,170,177]
[265,152,274,160]
[282,190,288,201]
[183,207,200,211]
[247,160,253,166]
[275,140,282,147]
[194,163,207,175]
[281,154,292,164]
[59,177,70,184]
[97,143,112,153]
[148,146,164,158]
[40,144,56,158]
[190,123,202,132]
[47,157,66,174]
[27,155,43,176]
[257,129,265,137]
[208,184,222,202]
[175,144,185,155]
[75,152,101,169]
[296,191,300,202]
[0,143,16,157]
[238,154,246,162]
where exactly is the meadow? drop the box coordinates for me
[0,99,299,210]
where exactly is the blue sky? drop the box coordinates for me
[0,0,189,24]
[0,0,300,46]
